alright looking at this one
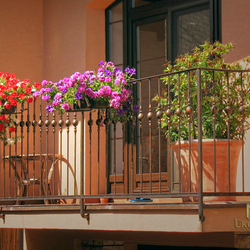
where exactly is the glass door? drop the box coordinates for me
[133,16,169,193]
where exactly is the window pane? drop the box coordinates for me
[137,57,166,78]
[110,21,123,65]
[110,2,123,22]
[178,8,210,55]
[138,19,166,62]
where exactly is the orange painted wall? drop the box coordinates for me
[0,0,43,82]
[0,0,44,198]
[43,0,87,82]
[222,0,250,62]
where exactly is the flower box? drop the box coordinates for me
[72,98,110,111]
[34,61,138,122]
[1,105,16,114]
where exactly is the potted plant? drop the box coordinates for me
[154,41,250,201]
[33,61,138,122]
[0,72,41,145]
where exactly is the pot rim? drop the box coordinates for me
[170,139,243,147]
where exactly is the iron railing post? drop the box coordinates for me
[80,112,89,222]
[197,68,205,222]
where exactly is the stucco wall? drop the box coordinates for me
[0,0,43,82]
[222,0,250,62]
[43,0,89,82]
[222,0,250,193]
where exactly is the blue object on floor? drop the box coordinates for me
[129,197,153,202]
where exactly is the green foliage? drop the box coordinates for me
[154,41,250,142]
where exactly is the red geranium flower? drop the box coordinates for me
[10,99,17,106]
[1,93,6,99]
[25,88,32,94]
[9,74,15,79]
[24,79,30,84]
[7,96,12,102]
[19,93,25,99]
[0,72,41,144]
[11,92,18,98]
[0,115,6,121]
[27,97,33,103]
[0,124,6,132]
[4,73,10,79]
[34,82,41,89]
[4,103,11,110]
[9,126,15,133]
[21,83,27,88]
[12,85,18,91]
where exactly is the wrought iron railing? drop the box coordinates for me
[1,68,250,221]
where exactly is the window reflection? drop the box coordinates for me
[178,9,210,55]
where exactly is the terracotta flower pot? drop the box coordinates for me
[100,198,109,204]
[84,198,100,204]
[171,139,242,201]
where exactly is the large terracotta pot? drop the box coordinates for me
[171,139,242,201]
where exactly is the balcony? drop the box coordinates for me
[0,67,250,225]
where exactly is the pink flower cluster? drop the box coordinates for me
[33,61,136,119]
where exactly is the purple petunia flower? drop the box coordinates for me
[130,68,136,75]
[123,105,129,112]
[117,108,124,117]
[75,91,83,100]
[46,105,54,113]
[133,105,139,113]
[105,69,112,76]
[99,60,104,66]
[58,80,64,86]
[125,67,136,76]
